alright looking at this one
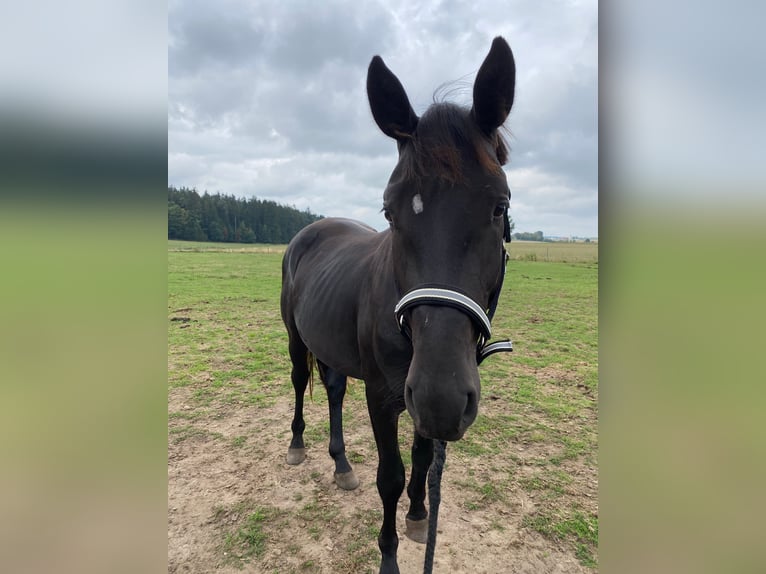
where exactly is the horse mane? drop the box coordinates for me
[398,101,509,184]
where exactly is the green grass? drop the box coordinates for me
[523,509,598,567]
[226,510,268,560]
[231,435,247,448]
[297,500,340,541]
[168,246,290,406]
[519,468,573,498]
[222,508,275,565]
[168,238,598,570]
[211,500,285,567]
[455,476,508,510]
[339,508,382,574]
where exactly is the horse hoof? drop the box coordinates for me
[286,448,306,465]
[404,517,428,544]
[334,470,360,490]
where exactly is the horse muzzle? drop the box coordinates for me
[401,306,481,441]
[404,378,478,441]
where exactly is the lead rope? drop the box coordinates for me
[423,439,447,574]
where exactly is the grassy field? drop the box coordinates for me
[168,239,598,573]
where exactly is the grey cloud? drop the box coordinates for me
[170,0,397,156]
[266,3,395,74]
[169,4,266,77]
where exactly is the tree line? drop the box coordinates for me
[168,186,323,244]
[512,230,546,242]
[168,186,550,245]
[503,215,549,242]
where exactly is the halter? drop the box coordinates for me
[394,215,514,365]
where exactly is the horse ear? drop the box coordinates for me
[367,56,419,140]
[472,37,516,134]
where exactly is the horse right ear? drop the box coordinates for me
[472,36,516,135]
[367,56,419,141]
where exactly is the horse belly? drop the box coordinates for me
[292,270,364,378]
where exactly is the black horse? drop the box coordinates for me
[280,37,515,574]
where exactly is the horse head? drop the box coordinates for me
[367,37,516,441]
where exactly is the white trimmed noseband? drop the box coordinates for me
[393,286,513,364]
[394,287,492,341]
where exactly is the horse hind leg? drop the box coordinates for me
[319,362,359,490]
[286,337,311,465]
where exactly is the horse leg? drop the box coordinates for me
[286,337,310,465]
[319,362,359,490]
[367,395,405,574]
[404,429,433,544]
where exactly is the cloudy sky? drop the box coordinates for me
[169,0,598,237]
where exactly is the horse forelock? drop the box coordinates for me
[398,102,508,184]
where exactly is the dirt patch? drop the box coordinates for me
[169,384,596,573]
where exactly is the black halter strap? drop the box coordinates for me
[479,247,513,362]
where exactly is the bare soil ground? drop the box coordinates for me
[168,379,597,574]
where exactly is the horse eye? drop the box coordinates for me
[493,204,507,218]
[383,209,394,225]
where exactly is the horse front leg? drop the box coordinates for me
[367,395,405,574]
[404,429,433,544]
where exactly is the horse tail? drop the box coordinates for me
[306,351,316,400]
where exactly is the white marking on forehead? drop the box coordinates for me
[412,194,424,215]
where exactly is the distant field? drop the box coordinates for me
[168,238,598,573]
[168,238,598,264]
[168,239,287,254]
[508,240,598,263]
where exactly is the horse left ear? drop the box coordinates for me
[367,55,419,141]
[472,37,516,135]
